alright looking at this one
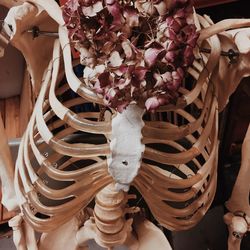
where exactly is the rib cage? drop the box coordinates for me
[15,14,221,233]
[15,34,114,232]
[133,15,220,230]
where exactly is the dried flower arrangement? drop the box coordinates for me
[62,0,199,112]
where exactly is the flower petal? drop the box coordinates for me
[109,51,123,67]
[144,47,166,67]
[82,1,103,17]
[121,40,133,59]
[123,6,139,27]
[145,96,166,111]
[98,72,111,88]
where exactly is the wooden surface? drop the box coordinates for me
[0,103,18,225]
[0,68,33,138]
[4,96,20,139]
[0,96,21,138]
[0,68,33,226]
[0,193,15,225]
[19,68,34,134]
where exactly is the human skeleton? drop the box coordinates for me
[0,1,249,249]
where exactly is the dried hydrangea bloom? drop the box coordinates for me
[63,0,199,111]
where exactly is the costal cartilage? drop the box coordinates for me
[107,104,145,192]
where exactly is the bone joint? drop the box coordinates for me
[224,124,250,250]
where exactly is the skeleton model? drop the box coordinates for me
[0,0,250,249]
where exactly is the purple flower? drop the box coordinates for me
[168,67,184,90]
[62,0,198,112]
[145,96,167,111]
[81,1,103,17]
[65,0,80,11]
[106,0,124,26]
[81,0,99,6]
[98,72,111,88]
[183,46,195,66]
[123,6,139,27]
[144,42,166,67]
[165,17,182,33]
[165,50,176,63]
[117,65,148,87]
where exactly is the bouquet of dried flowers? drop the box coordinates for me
[63,0,198,112]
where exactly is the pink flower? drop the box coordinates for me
[168,68,184,90]
[82,0,99,7]
[164,28,177,40]
[105,0,115,4]
[165,17,182,33]
[165,50,179,63]
[182,46,194,66]
[167,40,178,51]
[144,44,166,67]
[98,72,112,88]
[185,25,200,47]
[145,96,167,111]
[135,0,156,15]
[62,0,198,112]
[81,1,103,17]
[121,40,133,59]
[123,6,139,27]
[123,66,148,87]
[106,0,124,27]
[65,0,80,11]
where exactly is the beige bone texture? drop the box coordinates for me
[13,7,220,230]
[2,1,58,96]
[199,23,250,111]
[76,183,138,249]
[224,124,250,250]
[8,214,38,250]
[2,1,250,250]
[133,216,172,250]
[39,215,87,250]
